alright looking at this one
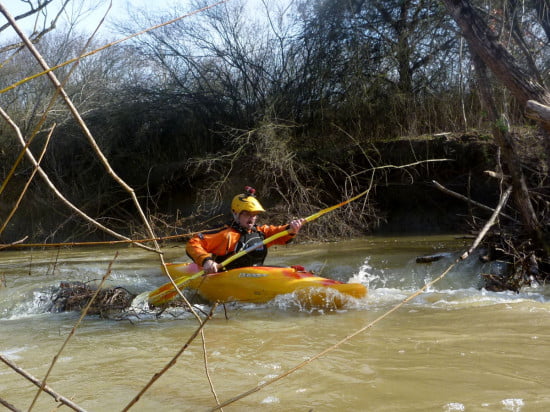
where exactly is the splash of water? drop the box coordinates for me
[348,257,385,289]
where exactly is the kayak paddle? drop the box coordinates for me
[148,188,370,306]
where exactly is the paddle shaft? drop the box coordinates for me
[148,188,370,305]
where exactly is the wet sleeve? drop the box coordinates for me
[258,224,296,247]
[186,228,240,265]
[186,234,213,266]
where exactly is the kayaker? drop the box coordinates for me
[186,186,306,273]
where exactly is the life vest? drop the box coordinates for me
[222,226,267,270]
[186,221,295,270]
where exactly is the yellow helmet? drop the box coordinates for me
[231,186,265,214]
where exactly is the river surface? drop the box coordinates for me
[1,235,549,411]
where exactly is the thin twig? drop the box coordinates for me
[28,252,119,411]
[0,236,28,251]
[0,1,231,96]
[122,303,219,411]
[0,355,86,412]
[432,180,517,222]
[461,185,513,259]
[0,124,55,236]
[202,329,222,409]
[350,158,451,178]
[0,395,21,412]
[0,108,155,252]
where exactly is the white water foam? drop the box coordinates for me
[502,398,524,411]
[348,257,383,289]
[348,255,550,310]
[0,289,55,320]
[260,396,280,404]
[444,402,465,411]
[0,346,27,362]
[3,251,550,320]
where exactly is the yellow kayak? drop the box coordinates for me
[162,263,367,309]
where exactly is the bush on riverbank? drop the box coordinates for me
[1,0,548,292]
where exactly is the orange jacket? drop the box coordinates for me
[186,223,295,267]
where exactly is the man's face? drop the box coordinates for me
[238,211,259,230]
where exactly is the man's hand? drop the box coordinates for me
[289,218,306,234]
[203,259,221,274]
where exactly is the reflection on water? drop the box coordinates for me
[1,235,550,411]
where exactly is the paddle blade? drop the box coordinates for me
[148,288,182,306]
[147,263,203,306]
[148,279,186,306]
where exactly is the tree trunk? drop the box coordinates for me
[472,55,540,232]
[442,0,546,245]
[442,0,550,107]
[533,0,550,41]
[525,100,550,125]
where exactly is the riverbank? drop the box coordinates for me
[2,129,547,297]
[0,130,514,243]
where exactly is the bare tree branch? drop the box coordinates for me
[0,355,86,412]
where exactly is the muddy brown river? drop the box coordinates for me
[1,235,549,411]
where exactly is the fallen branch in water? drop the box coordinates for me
[28,252,118,411]
[415,253,449,263]
[49,282,136,315]
[460,186,512,260]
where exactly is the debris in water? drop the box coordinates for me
[50,282,136,316]
[415,253,448,263]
